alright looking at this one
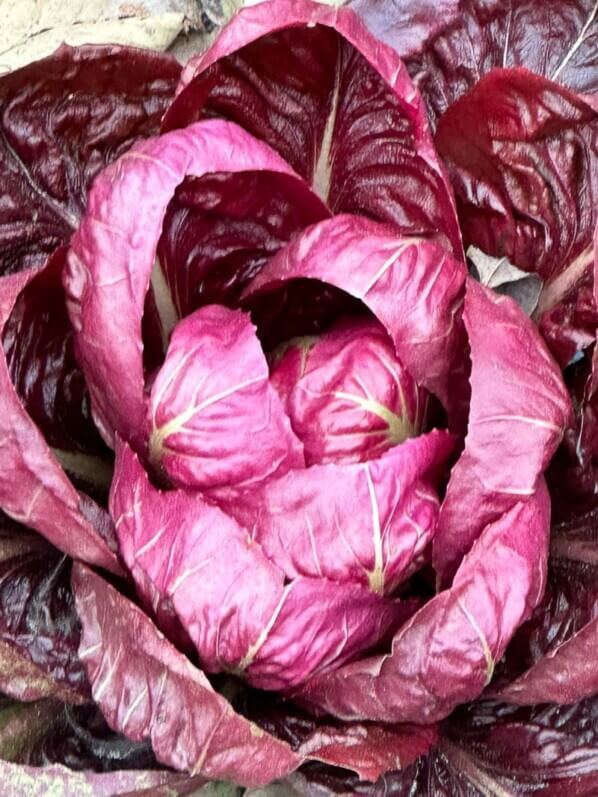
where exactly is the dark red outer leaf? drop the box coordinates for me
[280,695,598,795]
[0,515,89,704]
[436,68,597,284]
[163,0,463,256]
[441,698,598,797]
[157,170,329,319]
[241,692,440,785]
[493,506,598,705]
[353,0,598,129]
[0,268,120,573]
[539,269,597,368]
[0,43,181,277]
[434,68,597,382]
[1,246,114,509]
[296,723,438,783]
[348,0,460,66]
[536,223,598,519]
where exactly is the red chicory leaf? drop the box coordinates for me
[241,578,410,692]
[434,277,571,585]
[223,430,453,594]
[72,563,303,787]
[2,248,113,504]
[543,226,598,519]
[109,441,190,651]
[0,759,206,797]
[348,0,460,68]
[545,358,598,520]
[299,479,550,724]
[269,317,428,465]
[244,214,465,417]
[111,443,404,690]
[0,515,88,704]
[438,698,598,797]
[0,45,182,554]
[283,696,598,796]
[65,119,324,451]
[0,269,120,572]
[0,43,182,572]
[550,225,598,512]
[111,440,290,676]
[296,723,439,784]
[435,68,598,369]
[539,270,597,369]
[2,248,105,457]
[21,703,161,774]
[163,0,463,255]
[157,170,329,319]
[353,0,598,128]
[241,692,439,784]
[493,506,598,705]
[148,304,303,491]
[0,44,181,277]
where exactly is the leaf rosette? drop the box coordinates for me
[0,0,589,792]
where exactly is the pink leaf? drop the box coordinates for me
[245,214,465,414]
[65,120,320,450]
[223,430,453,594]
[434,277,572,584]
[72,563,302,786]
[148,305,303,490]
[111,443,405,690]
[299,480,550,723]
[270,317,428,465]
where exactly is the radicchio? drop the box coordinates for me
[299,480,551,723]
[0,514,88,704]
[492,506,598,705]
[0,267,119,572]
[224,430,452,594]
[434,64,598,521]
[72,563,302,787]
[0,2,588,792]
[148,305,303,491]
[434,278,571,584]
[269,318,428,465]
[0,43,182,569]
[435,69,598,366]
[0,44,181,276]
